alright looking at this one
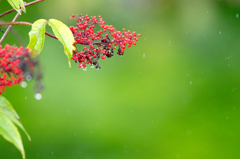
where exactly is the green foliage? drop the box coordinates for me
[0,96,30,159]
[48,19,75,68]
[28,19,48,57]
[18,0,26,13]
[7,0,26,14]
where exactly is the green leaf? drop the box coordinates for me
[48,19,76,68]
[0,96,31,140]
[0,115,25,159]
[7,0,21,14]
[27,19,48,57]
[18,0,26,13]
[0,96,30,159]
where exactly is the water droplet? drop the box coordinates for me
[35,93,42,100]
[226,117,228,119]
[169,41,171,43]
[90,65,94,68]
[219,31,221,35]
[207,11,208,13]
[15,114,20,119]
[236,14,239,18]
[52,152,53,154]
[186,31,187,34]
[139,72,141,74]
[130,25,132,27]
[25,96,27,100]
[21,81,27,88]
[190,81,192,84]
[131,111,133,113]
[90,131,92,133]
[26,74,32,81]
[144,38,146,40]
[83,67,87,71]
[228,64,230,66]
[143,54,145,58]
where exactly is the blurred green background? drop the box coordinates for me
[1,0,240,158]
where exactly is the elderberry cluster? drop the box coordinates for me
[0,44,41,94]
[70,14,141,70]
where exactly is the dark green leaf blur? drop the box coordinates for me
[1,0,240,158]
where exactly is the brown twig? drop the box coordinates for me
[0,21,58,41]
[0,12,21,45]
[0,0,44,18]
[0,21,32,26]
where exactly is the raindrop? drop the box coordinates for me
[169,41,171,43]
[35,93,42,100]
[131,111,133,113]
[143,54,145,58]
[138,18,140,21]
[21,81,27,88]
[83,67,87,71]
[25,96,27,100]
[228,64,230,66]
[90,65,94,68]
[130,25,132,27]
[15,114,20,119]
[90,131,92,133]
[52,152,53,154]
[187,74,188,76]
[139,72,141,74]
[26,74,32,81]
[186,31,187,34]
[190,81,192,84]
[207,11,208,13]
[237,14,239,18]
[96,65,100,70]
[219,31,221,35]
[226,117,228,119]
[144,38,146,40]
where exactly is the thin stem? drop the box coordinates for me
[0,12,21,45]
[0,22,32,26]
[45,32,57,39]
[0,0,44,18]
[0,21,58,41]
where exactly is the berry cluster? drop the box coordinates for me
[0,44,34,94]
[70,14,141,70]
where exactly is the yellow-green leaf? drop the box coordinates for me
[0,96,30,159]
[48,19,75,68]
[18,0,26,13]
[0,115,25,159]
[27,19,48,57]
[7,0,21,14]
[0,96,30,140]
